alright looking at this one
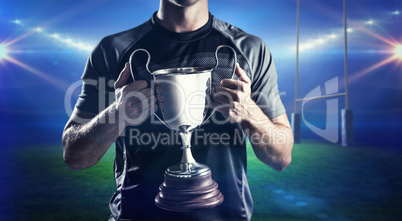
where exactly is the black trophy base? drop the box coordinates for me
[155,172,224,212]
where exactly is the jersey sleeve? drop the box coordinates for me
[249,39,286,119]
[75,40,113,114]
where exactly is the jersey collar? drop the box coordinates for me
[150,12,213,42]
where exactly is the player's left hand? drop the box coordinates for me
[212,63,257,123]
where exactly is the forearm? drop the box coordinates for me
[240,103,293,171]
[62,103,122,170]
[62,63,156,171]
[212,63,293,170]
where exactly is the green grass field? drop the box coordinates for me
[1,142,401,221]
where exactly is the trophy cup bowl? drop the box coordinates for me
[129,46,237,212]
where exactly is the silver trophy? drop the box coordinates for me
[129,45,236,212]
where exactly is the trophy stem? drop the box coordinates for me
[180,132,195,164]
[155,131,224,211]
[181,148,196,164]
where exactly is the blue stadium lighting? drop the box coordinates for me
[298,33,339,52]
[392,10,400,15]
[51,33,60,38]
[366,20,374,25]
[64,38,73,43]
[393,44,402,60]
[49,34,94,52]
[35,27,44,32]
[316,38,324,44]
[0,44,10,61]
[10,18,94,53]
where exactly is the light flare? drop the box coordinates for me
[0,39,67,89]
[350,56,397,82]
[349,20,398,46]
[351,43,402,83]
[11,19,94,53]
[347,16,402,83]
[4,56,68,88]
[298,33,340,52]
[393,44,402,60]
[35,27,43,32]
[0,44,10,61]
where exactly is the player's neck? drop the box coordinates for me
[156,0,209,33]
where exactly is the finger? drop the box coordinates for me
[156,93,164,102]
[158,101,164,109]
[220,79,244,90]
[125,80,149,92]
[213,92,233,104]
[136,96,158,116]
[137,88,154,99]
[211,101,228,109]
[155,84,162,94]
[211,101,230,118]
[136,95,157,109]
[234,63,251,84]
[126,101,158,126]
[148,95,158,106]
[211,101,221,111]
[128,91,156,107]
[144,101,158,115]
[115,62,131,89]
[214,86,240,102]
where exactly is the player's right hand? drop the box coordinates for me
[114,62,158,126]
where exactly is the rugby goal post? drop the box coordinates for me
[291,0,354,146]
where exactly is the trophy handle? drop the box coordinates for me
[213,45,237,80]
[201,45,238,126]
[128,48,152,81]
[128,49,171,129]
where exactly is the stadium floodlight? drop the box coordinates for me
[0,44,10,61]
[394,44,402,60]
[51,33,60,38]
[35,27,43,32]
[329,34,337,39]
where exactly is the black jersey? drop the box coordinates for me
[75,13,285,221]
